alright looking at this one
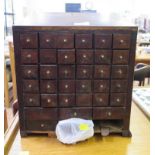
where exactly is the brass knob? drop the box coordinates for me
[83,69,87,74]
[117,84,121,88]
[28,84,32,88]
[100,70,104,73]
[100,84,104,88]
[64,55,68,59]
[82,84,85,88]
[27,70,31,74]
[26,38,30,42]
[116,98,120,102]
[47,99,51,103]
[29,98,33,102]
[83,54,87,58]
[102,39,105,43]
[65,98,68,103]
[63,39,67,42]
[46,70,50,74]
[46,39,50,42]
[65,84,68,88]
[120,39,124,44]
[41,124,44,127]
[82,39,86,43]
[99,98,103,102]
[101,54,105,58]
[119,55,123,59]
[107,112,111,116]
[118,69,122,74]
[73,112,77,116]
[64,70,68,74]
[47,85,51,89]
[27,54,31,58]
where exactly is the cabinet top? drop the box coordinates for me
[13,13,138,31]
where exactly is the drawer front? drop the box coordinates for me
[113,50,129,64]
[94,65,110,79]
[26,120,57,131]
[94,34,112,49]
[40,65,57,79]
[21,49,38,64]
[41,94,57,107]
[76,50,93,64]
[93,93,109,106]
[59,94,75,107]
[113,34,131,49]
[39,32,56,48]
[58,49,75,64]
[25,108,58,120]
[94,80,109,92]
[23,94,40,107]
[95,50,112,64]
[40,80,57,93]
[23,80,39,93]
[59,80,75,93]
[76,80,92,93]
[57,33,74,48]
[111,80,128,92]
[20,33,38,48]
[22,65,38,79]
[75,34,92,48]
[40,49,56,64]
[93,107,126,119]
[59,65,75,79]
[76,94,92,106]
[112,65,128,79]
[110,93,127,106]
[59,108,92,120]
[76,65,93,79]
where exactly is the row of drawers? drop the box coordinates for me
[23,93,127,107]
[25,107,126,131]
[22,65,128,79]
[20,33,131,49]
[23,79,128,93]
[21,49,129,65]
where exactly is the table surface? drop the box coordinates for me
[9,102,149,155]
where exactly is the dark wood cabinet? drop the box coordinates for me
[13,15,137,137]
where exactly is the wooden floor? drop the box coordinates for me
[9,102,150,155]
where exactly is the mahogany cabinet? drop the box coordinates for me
[13,18,137,137]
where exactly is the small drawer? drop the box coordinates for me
[76,94,92,106]
[25,108,58,120]
[23,80,39,93]
[40,65,57,79]
[113,50,129,64]
[93,93,109,106]
[59,80,75,93]
[22,65,38,79]
[21,49,38,64]
[59,108,92,120]
[113,34,131,49]
[94,80,109,92]
[59,94,75,107]
[40,49,56,64]
[26,120,57,131]
[59,65,75,79]
[23,93,40,107]
[39,32,56,48]
[110,93,127,106]
[94,34,112,49]
[41,94,57,107]
[58,49,75,64]
[95,50,112,64]
[76,65,93,79]
[76,50,93,64]
[75,33,92,48]
[76,80,91,93]
[111,80,128,92]
[20,33,38,48]
[112,65,128,79]
[40,80,57,93]
[94,65,110,79]
[93,107,126,120]
[57,33,74,48]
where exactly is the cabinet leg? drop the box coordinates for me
[20,131,28,137]
[122,130,132,137]
[48,132,53,137]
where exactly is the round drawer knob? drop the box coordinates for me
[64,55,68,59]
[73,112,77,116]
[83,54,87,58]
[101,54,105,58]
[46,39,50,42]
[28,84,32,88]
[82,84,85,88]
[64,70,68,74]
[47,85,51,89]
[27,70,31,74]
[119,55,123,59]
[65,98,68,103]
[27,54,31,58]
[41,124,44,127]
[118,70,122,74]
[82,39,86,43]
[83,69,87,74]
[100,84,104,88]
[26,38,30,42]
[63,39,67,42]
[116,98,120,102]
[102,39,105,43]
[47,99,51,103]
[65,85,68,88]
[100,70,104,73]
[99,98,103,102]
[46,70,50,74]
[107,112,111,116]
[29,98,33,102]
[120,39,124,44]
[117,84,121,88]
